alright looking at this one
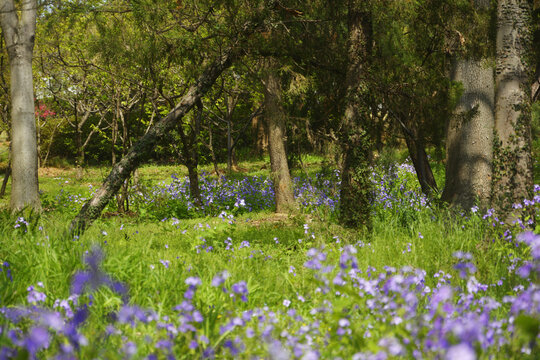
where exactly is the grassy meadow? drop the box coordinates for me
[0,150,539,359]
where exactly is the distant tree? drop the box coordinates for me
[0,0,40,211]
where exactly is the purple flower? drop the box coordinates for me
[446,343,476,360]
[211,271,229,287]
[185,277,202,287]
[2,262,13,282]
[517,232,540,260]
[70,247,128,301]
[304,248,326,270]
[24,327,50,356]
[231,281,248,302]
[27,286,46,304]
[123,341,137,358]
[239,241,250,249]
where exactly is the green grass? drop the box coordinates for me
[0,156,537,358]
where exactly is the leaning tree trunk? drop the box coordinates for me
[492,0,533,216]
[70,45,243,235]
[442,58,495,210]
[400,121,438,196]
[262,58,296,213]
[0,0,40,212]
[338,0,373,230]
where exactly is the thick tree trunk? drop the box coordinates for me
[70,45,242,235]
[263,59,295,213]
[442,59,495,210]
[338,0,373,229]
[492,0,533,215]
[0,0,40,212]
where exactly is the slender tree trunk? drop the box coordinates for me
[186,156,201,206]
[338,0,373,229]
[533,62,540,102]
[263,58,295,213]
[492,0,533,216]
[0,161,10,198]
[75,104,84,179]
[177,123,202,206]
[400,121,438,195]
[119,109,130,212]
[0,0,40,212]
[207,122,220,175]
[442,59,495,210]
[252,115,268,156]
[70,43,242,234]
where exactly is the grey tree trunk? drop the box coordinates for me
[338,0,373,229]
[263,59,295,213]
[0,0,40,211]
[70,45,242,235]
[442,59,495,210]
[492,0,533,214]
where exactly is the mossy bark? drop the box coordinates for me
[492,0,533,216]
[263,58,295,213]
[338,0,373,230]
[443,59,495,210]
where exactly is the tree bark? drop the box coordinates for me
[263,58,296,213]
[398,118,438,195]
[492,0,534,215]
[252,115,268,156]
[0,0,40,212]
[338,0,373,229]
[442,59,495,210]
[70,45,243,235]
[0,161,10,198]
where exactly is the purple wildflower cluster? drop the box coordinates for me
[2,228,539,358]
[140,173,275,219]
[371,162,429,212]
[293,170,341,213]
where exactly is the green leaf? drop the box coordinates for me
[515,314,540,339]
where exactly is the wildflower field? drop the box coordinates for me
[0,158,539,359]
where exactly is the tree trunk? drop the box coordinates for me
[252,115,268,156]
[207,122,221,175]
[0,161,10,198]
[400,120,438,195]
[0,0,40,212]
[492,0,533,215]
[442,59,495,210]
[338,0,373,229]
[70,44,242,235]
[186,157,201,206]
[263,58,296,213]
